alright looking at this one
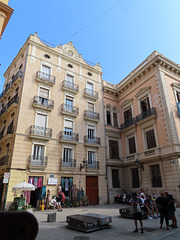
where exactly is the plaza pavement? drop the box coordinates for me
[32,204,180,240]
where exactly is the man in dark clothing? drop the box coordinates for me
[156,193,169,230]
[164,191,178,228]
[129,192,144,233]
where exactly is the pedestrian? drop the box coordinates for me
[140,194,152,219]
[56,192,63,211]
[130,192,144,233]
[164,191,178,228]
[156,193,169,230]
[145,195,158,219]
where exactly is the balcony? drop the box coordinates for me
[29,155,48,171]
[0,95,18,118]
[62,80,79,94]
[61,104,79,117]
[12,71,23,85]
[60,158,76,170]
[29,125,52,141]
[0,71,22,101]
[120,118,136,130]
[84,110,99,122]
[0,155,8,167]
[59,131,79,144]
[33,96,54,111]
[84,136,101,147]
[136,107,156,123]
[85,161,99,173]
[83,88,98,101]
[36,71,55,86]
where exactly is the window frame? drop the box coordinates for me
[150,164,162,188]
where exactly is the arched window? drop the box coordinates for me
[113,108,118,127]
[106,106,111,125]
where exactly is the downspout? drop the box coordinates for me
[3,43,29,210]
[101,82,109,204]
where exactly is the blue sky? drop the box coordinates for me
[0,0,180,92]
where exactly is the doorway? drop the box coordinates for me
[86,176,98,205]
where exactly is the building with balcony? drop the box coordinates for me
[0,0,13,39]
[104,51,180,204]
[0,33,106,209]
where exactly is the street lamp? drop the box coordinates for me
[80,159,87,171]
[135,159,144,171]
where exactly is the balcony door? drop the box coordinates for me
[35,113,47,135]
[33,145,44,162]
[39,87,49,106]
[63,148,72,167]
[66,96,73,111]
[87,82,93,95]
[41,65,51,80]
[88,151,95,168]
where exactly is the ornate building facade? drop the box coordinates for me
[0,0,13,39]
[0,33,107,209]
[104,51,180,204]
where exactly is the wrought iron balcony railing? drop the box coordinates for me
[36,71,56,85]
[7,95,18,108]
[30,125,52,138]
[0,71,22,99]
[60,158,76,168]
[84,136,101,145]
[87,161,99,169]
[0,155,8,166]
[84,110,100,121]
[12,71,23,84]
[62,80,79,93]
[33,96,54,109]
[136,107,156,122]
[60,131,79,142]
[29,155,48,166]
[84,88,98,100]
[120,117,137,130]
[61,103,79,116]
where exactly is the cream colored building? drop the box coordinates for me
[0,33,107,209]
[0,0,13,39]
[104,51,180,204]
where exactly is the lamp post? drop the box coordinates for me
[135,159,144,171]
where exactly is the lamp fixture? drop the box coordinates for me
[80,159,87,171]
[135,159,144,171]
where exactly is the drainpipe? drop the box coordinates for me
[101,81,109,204]
[3,43,29,210]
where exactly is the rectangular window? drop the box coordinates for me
[87,82,93,95]
[33,145,44,160]
[128,136,136,154]
[39,87,49,99]
[177,92,180,102]
[42,65,51,79]
[140,97,150,113]
[36,113,47,128]
[66,74,74,83]
[124,108,132,123]
[63,148,72,162]
[88,151,95,164]
[107,110,111,125]
[146,129,156,149]
[87,102,94,111]
[66,96,73,110]
[131,168,140,188]
[150,164,162,187]
[112,169,120,188]
[64,120,73,135]
[113,112,118,127]
[88,128,94,139]
[109,140,119,159]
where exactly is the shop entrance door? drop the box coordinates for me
[86,176,98,205]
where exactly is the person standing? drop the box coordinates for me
[130,192,144,233]
[156,193,169,230]
[56,192,63,211]
[164,191,178,228]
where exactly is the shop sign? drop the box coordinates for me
[48,178,58,185]
[50,175,54,178]
[3,172,10,183]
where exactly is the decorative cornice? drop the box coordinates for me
[103,51,180,97]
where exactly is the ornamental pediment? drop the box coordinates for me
[135,86,151,99]
[120,98,133,109]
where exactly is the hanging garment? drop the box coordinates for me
[58,185,62,193]
[28,177,34,185]
[34,177,38,189]
[69,178,73,186]
[25,191,31,204]
[65,178,69,191]
[38,177,43,188]
[41,186,46,200]
[61,178,65,188]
